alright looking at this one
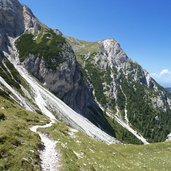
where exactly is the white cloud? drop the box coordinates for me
[159,69,171,76]
[151,69,171,87]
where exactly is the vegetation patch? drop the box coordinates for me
[85,62,107,105]
[105,115,142,144]
[0,95,49,170]
[0,59,30,96]
[121,80,171,143]
[16,29,66,69]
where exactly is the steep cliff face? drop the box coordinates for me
[0,0,24,52]
[67,37,171,143]
[0,0,41,54]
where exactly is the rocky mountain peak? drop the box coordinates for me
[100,38,128,67]
[101,38,118,46]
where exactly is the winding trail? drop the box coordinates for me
[30,121,59,171]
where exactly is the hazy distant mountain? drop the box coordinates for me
[166,88,171,92]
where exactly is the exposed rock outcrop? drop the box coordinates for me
[0,0,24,53]
[0,0,41,55]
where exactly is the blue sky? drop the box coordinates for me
[20,0,171,87]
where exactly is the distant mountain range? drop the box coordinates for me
[166,88,171,92]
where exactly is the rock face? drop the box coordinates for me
[0,0,24,52]
[101,39,128,66]
[0,0,40,54]
[22,5,41,33]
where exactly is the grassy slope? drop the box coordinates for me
[40,121,171,171]
[0,96,49,171]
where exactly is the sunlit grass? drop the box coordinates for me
[41,121,171,171]
[0,96,49,170]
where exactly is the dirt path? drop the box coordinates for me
[30,121,60,171]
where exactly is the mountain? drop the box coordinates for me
[166,87,171,93]
[1,0,171,170]
[67,37,171,143]
[16,31,118,137]
[6,1,171,144]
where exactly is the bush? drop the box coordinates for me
[0,112,5,120]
